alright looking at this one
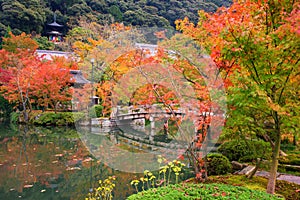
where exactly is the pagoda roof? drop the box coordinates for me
[48,21,63,27]
[47,30,62,35]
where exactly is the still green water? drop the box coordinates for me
[0,123,137,200]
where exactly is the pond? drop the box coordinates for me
[0,123,142,200]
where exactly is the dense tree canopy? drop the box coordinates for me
[0,33,76,120]
[0,0,232,41]
[176,0,299,194]
[0,0,49,36]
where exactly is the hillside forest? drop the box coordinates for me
[0,0,232,41]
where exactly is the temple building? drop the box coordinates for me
[36,50,90,88]
[47,13,63,43]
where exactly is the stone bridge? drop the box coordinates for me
[115,109,185,121]
[111,104,195,125]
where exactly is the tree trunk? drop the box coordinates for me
[22,101,29,123]
[266,128,281,194]
[247,158,261,179]
[262,134,287,157]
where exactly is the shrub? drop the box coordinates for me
[34,36,55,50]
[127,183,283,200]
[217,139,272,162]
[88,105,103,118]
[280,143,296,152]
[29,112,85,126]
[206,153,232,175]
[10,112,20,123]
[72,112,86,122]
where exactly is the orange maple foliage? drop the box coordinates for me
[30,61,73,112]
[2,32,38,54]
[0,32,75,114]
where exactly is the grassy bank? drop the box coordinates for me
[205,175,299,200]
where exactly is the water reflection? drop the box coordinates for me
[0,124,137,199]
[77,123,190,173]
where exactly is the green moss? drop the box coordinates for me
[207,175,267,191]
[127,183,283,200]
[206,175,300,200]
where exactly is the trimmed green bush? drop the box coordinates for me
[217,139,272,162]
[29,112,85,126]
[127,183,283,200]
[88,105,104,118]
[206,153,232,175]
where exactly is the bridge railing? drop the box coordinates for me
[113,104,184,117]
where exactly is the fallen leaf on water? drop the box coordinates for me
[83,157,93,162]
[66,167,81,171]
